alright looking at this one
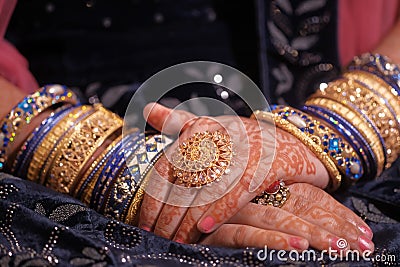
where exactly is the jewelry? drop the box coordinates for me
[311,78,399,167]
[45,105,123,194]
[10,105,73,177]
[27,105,94,184]
[0,85,78,170]
[303,105,376,179]
[258,111,341,191]
[348,53,400,94]
[252,180,290,208]
[171,131,233,188]
[305,97,386,176]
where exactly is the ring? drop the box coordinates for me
[171,131,233,187]
[252,180,290,208]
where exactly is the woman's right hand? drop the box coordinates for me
[201,183,374,253]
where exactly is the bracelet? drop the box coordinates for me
[27,105,94,184]
[0,85,78,170]
[271,106,363,181]
[90,131,142,211]
[124,134,172,225]
[11,105,73,177]
[75,134,123,202]
[343,70,400,122]
[311,78,398,167]
[348,53,400,94]
[252,110,342,192]
[45,105,123,195]
[302,105,376,180]
[305,97,386,176]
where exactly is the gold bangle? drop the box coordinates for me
[343,70,400,122]
[273,115,341,191]
[75,134,123,202]
[27,105,94,183]
[311,78,399,167]
[45,105,123,194]
[252,110,341,192]
[306,97,385,176]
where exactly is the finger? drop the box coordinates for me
[200,224,309,251]
[289,183,373,240]
[138,153,174,231]
[229,202,352,252]
[282,186,374,252]
[143,102,197,135]
[172,204,209,244]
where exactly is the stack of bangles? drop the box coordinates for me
[252,53,400,201]
[1,84,173,224]
[1,52,399,223]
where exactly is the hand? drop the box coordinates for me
[138,103,331,244]
[201,183,374,253]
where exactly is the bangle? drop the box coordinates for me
[343,70,400,123]
[311,78,398,167]
[124,134,172,225]
[90,130,142,211]
[252,110,342,192]
[27,105,94,184]
[78,135,124,205]
[305,97,386,176]
[0,85,78,170]
[302,105,377,180]
[348,52,400,94]
[11,105,73,177]
[45,105,123,195]
[271,106,363,181]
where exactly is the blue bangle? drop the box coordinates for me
[90,130,142,211]
[0,84,79,170]
[271,105,364,181]
[302,105,377,180]
[12,105,73,178]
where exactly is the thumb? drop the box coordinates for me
[143,102,197,135]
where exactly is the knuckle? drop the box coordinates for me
[232,226,247,247]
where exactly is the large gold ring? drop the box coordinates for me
[252,180,290,208]
[171,131,233,187]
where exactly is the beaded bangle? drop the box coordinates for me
[311,78,398,166]
[305,97,386,176]
[302,105,376,180]
[348,53,400,94]
[27,105,94,184]
[0,85,78,170]
[11,105,73,177]
[252,110,341,191]
[271,106,363,181]
[45,105,123,194]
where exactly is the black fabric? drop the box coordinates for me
[2,1,400,266]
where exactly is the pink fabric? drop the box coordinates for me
[0,0,37,93]
[339,0,399,66]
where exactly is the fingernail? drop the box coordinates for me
[358,236,374,252]
[175,239,184,244]
[290,237,308,250]
[199,216,215,233]
[358,224,373,239]
[141,226,151,232]
[330,237,348,251]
